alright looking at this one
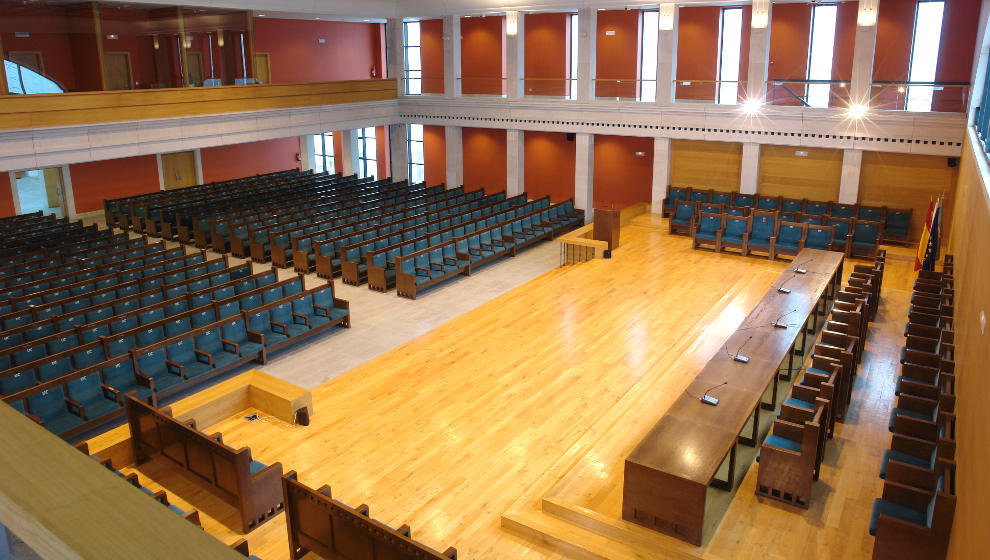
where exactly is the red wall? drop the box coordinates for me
[375,126,391,179]
[462,128,506,194]
[593,135,653,209]
[69,155,160,213]
[934,0,981,112]
[0,173,16,219]
[460,16,505,95]
[524,13,569,97]
[253,18,382,83]
[423,125,446,187]
[99,8,164,89]
[332,132,344,174]
[768,3,812,106]
[676,7,720,101]
[832,2,858,104]
[420,19,445,94]
[596,10,641,99]
[524,132,575,203]
[201,138,299,183]
[1,5,80,91]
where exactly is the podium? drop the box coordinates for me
[593,208,620,251]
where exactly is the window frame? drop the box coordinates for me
[716,7,743,105]
[639,10,659,103]
[407,124,425,184]
[905,0,946,112]
[404,20,423,95]
[312,133,335,175]
[357,127,378,179]
[805,3,839,109]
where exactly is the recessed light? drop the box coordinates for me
[258,14,265,17]
[315,16,320,20]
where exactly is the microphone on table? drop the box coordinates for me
[700,381,727,406]
[725,335,753,363]
[771,308,799,329]
[777,275,795,294]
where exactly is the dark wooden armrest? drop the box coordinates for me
[443,546,458,559]
[183,510,202,527]
[65,397,85,418]
[193,349,213,365]
[165,360,183,376]
[480,242,493,249]
[429,261,443,270]
[333,298,349,310]
[292,312,310,327]
[25,412,44,425]
[443,256,458,264]
[880,479,933,511]
[230,539,249,556]
[102,384,122,403]
[151,490,169,504]
[397,523,411,538]
[124,473,140,487]
[209,432,223,443]
[246,330,264,344]
[221,338,239,353]
[270,321,288,334]
[357,504,370,517]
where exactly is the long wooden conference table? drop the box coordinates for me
[622,248,844,545]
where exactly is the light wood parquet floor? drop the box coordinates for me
[112,214,918,560]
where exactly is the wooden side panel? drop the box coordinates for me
[859,151,958,242]
[757,145,842,201]
[945,132,990,560]
[161,151,198,190]
[670,139,742,192]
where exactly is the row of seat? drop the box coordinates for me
[757,251,886,508]
[689,207,883,260]
[2,283,350,438]
[395,201,585,299]
[309,191,517,280]
[870,257,956,560]
[0,235,148,288]
[662,186,912,244]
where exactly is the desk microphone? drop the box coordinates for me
[772,308,799,329]
[725,335,753,363]
[777,275,795,294]
[700,381,728,406]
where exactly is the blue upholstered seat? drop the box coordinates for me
[167,339,212,379]
[67,373,120,420]
[222,318,264,358]
[670,202,695,226]
[748,215,775,248]
[137,348,183,392]
[27,386,83,435]
[804,226,833,250]
[879,448,935,479]
[103,360,153,401]
[194,328,239,368]
[884,209,911,238]
[764,434,802,453]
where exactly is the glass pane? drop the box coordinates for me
[408,78,422,95]
[406,47,422,71]
[313,157,324,173]
[405,21,421,47]
[640,11,658,102]
[569,14,579,100]
[365,159,378,179]
[324,133,335,155]
[364,140,377,161]
[364,127,376,138]
[807,5,838,108]
[409,123,424,141]
[411,164,425,184]
[327,156,335,174]
[358,140,366,158]
[717,8,742,105]
[907,1,945,112]
[411,141,424,164]
[313,135,324,156]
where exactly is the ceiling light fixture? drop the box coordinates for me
[847,104,868,119]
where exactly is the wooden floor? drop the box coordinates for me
[108,214,918,560]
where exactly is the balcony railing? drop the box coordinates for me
[870,81,970,113]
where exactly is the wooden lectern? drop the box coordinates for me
[593,208,621,251]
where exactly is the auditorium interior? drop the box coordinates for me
[0,0,987,558]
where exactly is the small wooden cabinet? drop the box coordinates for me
[593,208,620,251]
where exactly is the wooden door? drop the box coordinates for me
[9,52,43,73]
[42,167,63,210]
[185,52,204,86]
[103,52,133,90]
[161,151,198,190]
[253,53,270,85]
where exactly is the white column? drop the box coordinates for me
[740,143,760,195]
[506,12,525,99]
[651,137,672,214]
[443,16,462,98]
[577,9,597,103]
[574,132,594,222]
[506,129,525,197]
[656,4,678,105]
[444,125,462,189]
[839,149,862,204]
[341,130,360,176]
[387,18,405,95]
[389,124,409,183]
[850,20,878,106]
[747,2,772,102]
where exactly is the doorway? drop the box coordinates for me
[185,52,204,86]
[253,53,270,85]
[161,151,198,190]
[14,167,66,217]
[8,51,43,74]
[103,52,133,90]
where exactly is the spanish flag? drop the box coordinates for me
[915,196,943,271]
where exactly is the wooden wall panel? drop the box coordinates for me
[859,151,958,242]
[669,139,742,192]
[945,132,990,560]
[757,145,842,201]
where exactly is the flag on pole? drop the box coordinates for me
[915,195,943,271]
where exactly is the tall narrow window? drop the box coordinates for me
[717,8,743,105]
[358,127,378,179]
[407,124,425,184]
[807,4,838,108]
[312,133,335,174]
[640,11,659,103]
[568,13,579,100]
[907,1,945,112]
[404,21,422,95]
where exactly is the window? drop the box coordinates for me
[358,127,378,179]
[907,1,945,112]
[4,60,63,95]
[640,11,659,103]
[312,133,335,174]
[717,8,743,105]
[407,124,425,184]
[568,13,579,100]
[807,4,838,108]
[404,21,422,95]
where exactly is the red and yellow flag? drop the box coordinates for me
[915,196,943,271]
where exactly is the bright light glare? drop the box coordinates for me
[848,104,868,118]
[640,11,659,102]
[807,5,838,108]
[742,99,762,114]
[717,8,743,105]
[906,1,945,112]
